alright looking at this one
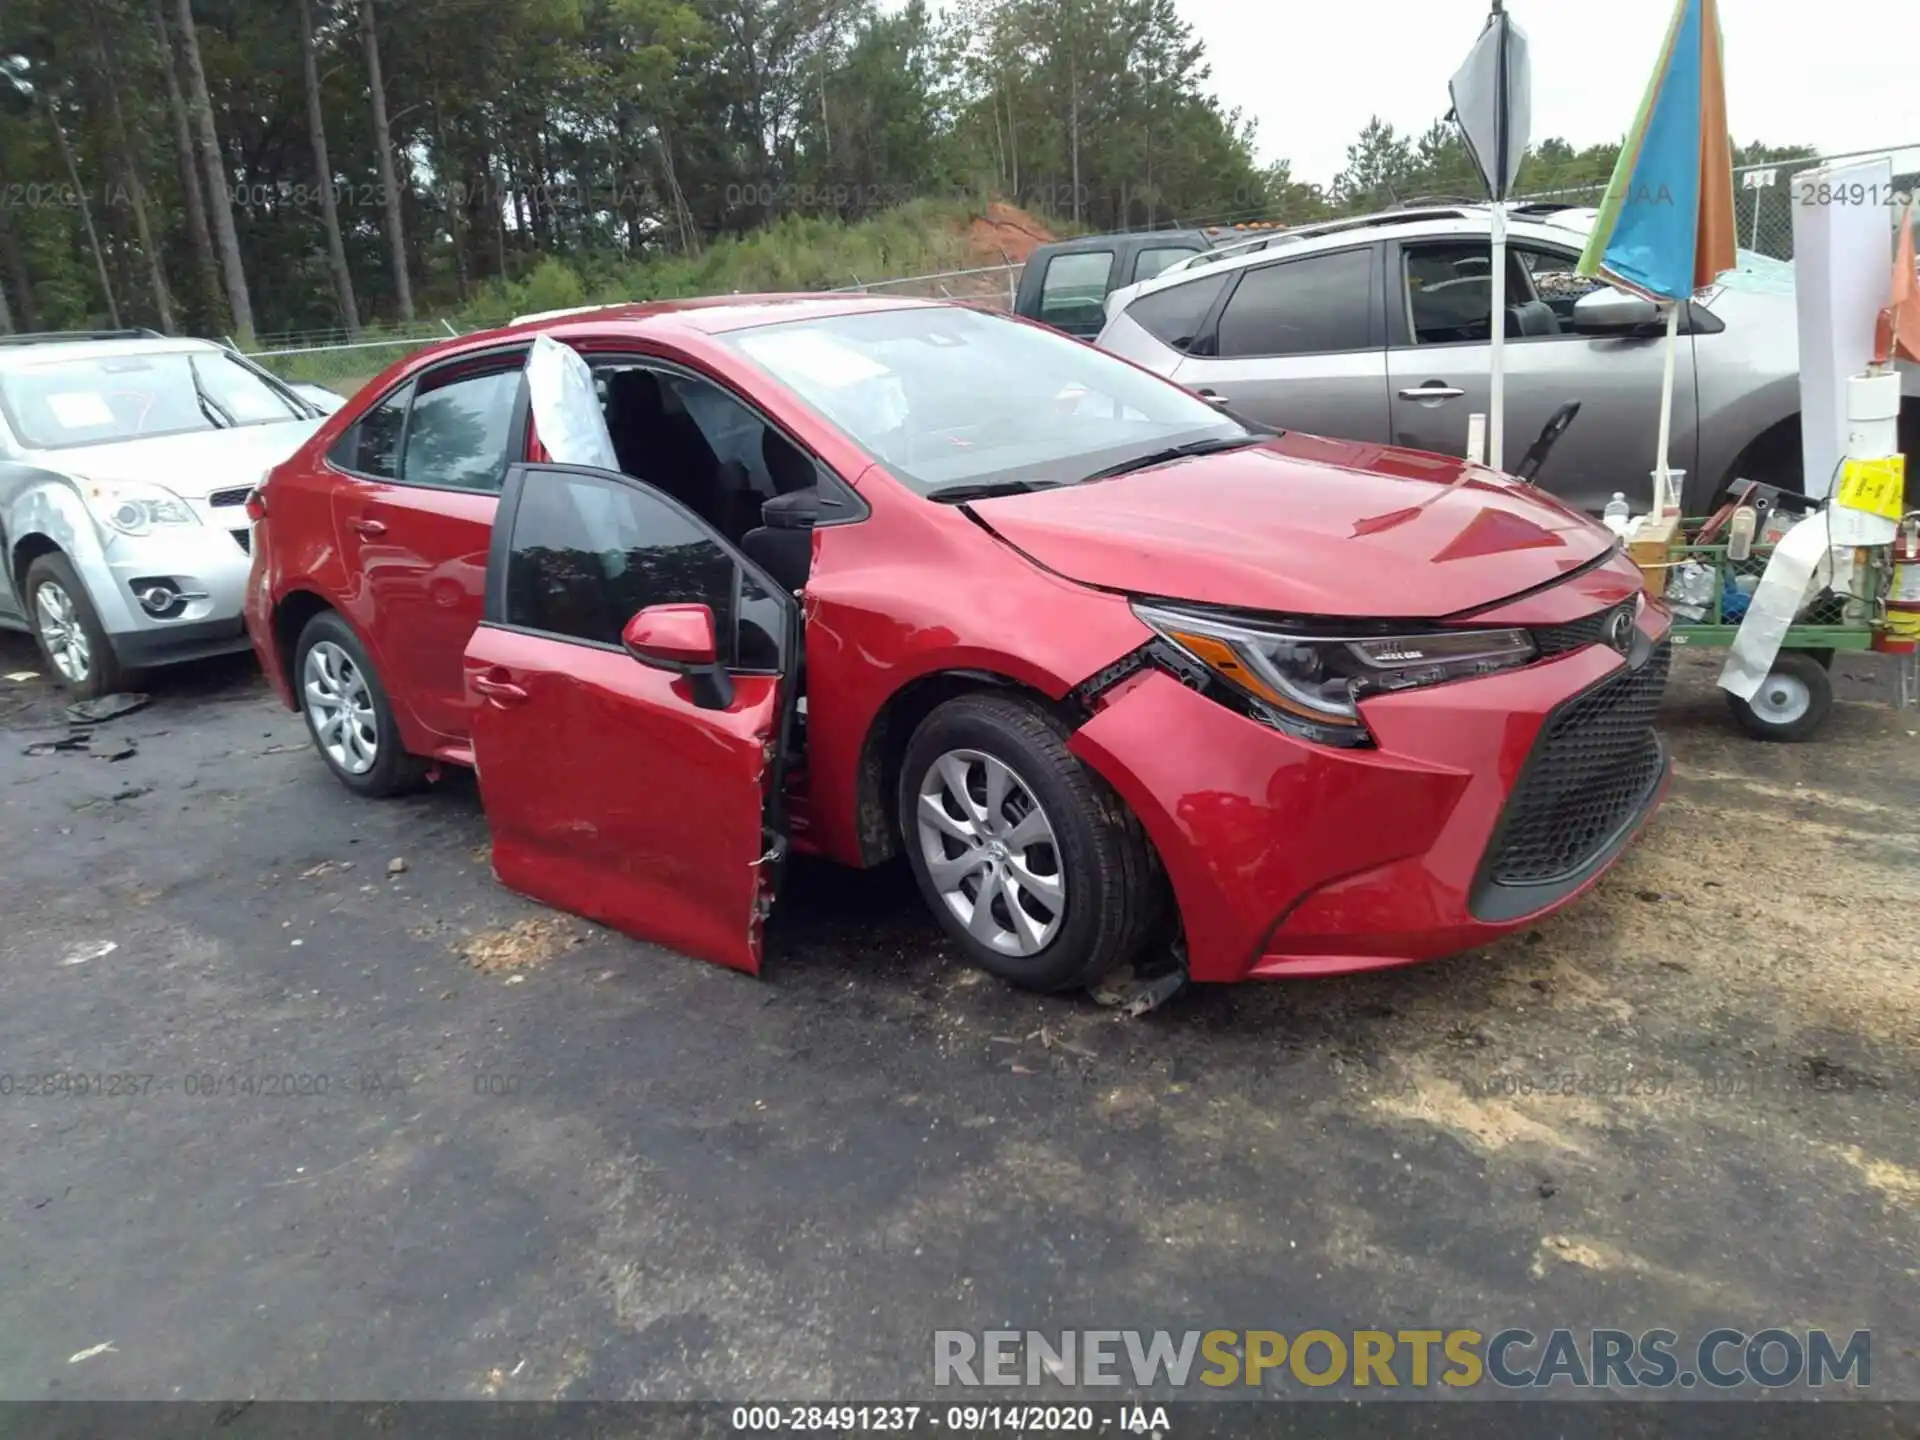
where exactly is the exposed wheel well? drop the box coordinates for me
[270,590,336,699]
[852,670,1071,867]
[10,533,63,594]
[1718,399,1920,506]
[1720,414,1803,502]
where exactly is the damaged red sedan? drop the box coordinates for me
[244,296,1671,991]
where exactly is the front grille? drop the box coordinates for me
[1534,600,1635,658]
[1484,641,1670,887]
[230,528,251,553]
[208,486,252,508]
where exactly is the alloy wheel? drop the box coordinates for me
[33,580,91,684]
[303,640,379,776]
[915,748,1067,956]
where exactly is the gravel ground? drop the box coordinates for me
[0,630,1915,1414]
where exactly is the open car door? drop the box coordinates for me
[464,462,799,974]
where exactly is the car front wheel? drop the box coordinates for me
[294,610,424,796]
[25,552,129,700]
[899,692,1162,992]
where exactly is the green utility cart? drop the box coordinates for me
[1661,520,1886,742]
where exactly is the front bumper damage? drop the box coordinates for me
[1066,606,1672,984]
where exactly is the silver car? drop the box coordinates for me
[0,331,327,697]
[1097,204,1919,514]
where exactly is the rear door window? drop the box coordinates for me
[402,368,524,492]
[1038,251,1116,331]
[1215,249,1376,358]
[1132,246,1201,283]
[329,382,412,479]
[1123,273,1230,354]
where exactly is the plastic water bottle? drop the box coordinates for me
[1602,492,1631,536]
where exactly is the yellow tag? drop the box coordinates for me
[1837,455,1906,521]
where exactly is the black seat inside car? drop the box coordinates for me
[740,430,820,595]
[601,369,723,524]
[761,428,817,495]
[1509,299,1561,337]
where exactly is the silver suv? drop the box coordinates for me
[1097,204,1920,514]
[0,331,326,697]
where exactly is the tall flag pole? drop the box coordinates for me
[1578,0,1736,514]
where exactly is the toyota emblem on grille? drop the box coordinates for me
[1607,605,1635,653]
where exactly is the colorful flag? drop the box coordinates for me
[1578,0,1737,301]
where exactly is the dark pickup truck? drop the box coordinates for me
[1012,231,1215,337]
[1012,225,1298,336]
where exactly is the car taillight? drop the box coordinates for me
[243,488,268,523]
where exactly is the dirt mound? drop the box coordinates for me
[964,201,1055,267]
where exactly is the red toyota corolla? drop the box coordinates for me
[244,295,1670,992]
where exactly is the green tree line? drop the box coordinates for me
[0,0,1819,342]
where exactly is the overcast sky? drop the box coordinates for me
[1173,0,1916,186]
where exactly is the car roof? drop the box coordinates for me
[458,292,950,352]
[0,333,227,371]
[1129,204,1599,299]
[1030,230,1211,257]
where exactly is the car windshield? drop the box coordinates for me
[0,350,308,450]
[724,306,1250,495]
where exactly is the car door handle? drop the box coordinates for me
[471,672,528,704]
[1398,384,1466,400]
[349,517,387,537]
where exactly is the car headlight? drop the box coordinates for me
[78,479,201,537]
[1132,600,1537,747]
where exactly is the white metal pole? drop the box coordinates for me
[1653,300,1681,513]
[1488,200,1508,470]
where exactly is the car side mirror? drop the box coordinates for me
[1572,286,1661,336]
[621,603,733,710]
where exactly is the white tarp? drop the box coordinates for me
[526,334,617,469]
[1718,511,1835,700]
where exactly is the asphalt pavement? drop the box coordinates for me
[1,630,1916,1416]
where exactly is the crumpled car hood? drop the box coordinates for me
[965,432,1617,618]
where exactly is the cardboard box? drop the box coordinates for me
[1627,514,1680,595]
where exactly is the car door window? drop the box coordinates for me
[1123,273,1230,353]
[1132,246,1200,283]
[328,381,412,478]
[401,367,523,492]
[504,469,782,670]
[1215,249,1375,358]
[1515,246,1605,327]
[1038,251,1115,330]
[1402,242,1550,345]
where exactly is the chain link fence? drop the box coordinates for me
[1515,142,1920,261]
[829,262,1022,310]
[245,317,511,398]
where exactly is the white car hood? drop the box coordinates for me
[44,420,323,499]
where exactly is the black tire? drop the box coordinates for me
[292,609,426,796]
[22,551,131,700]
[897,692,1161,993]
[1725,650,1833,743]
